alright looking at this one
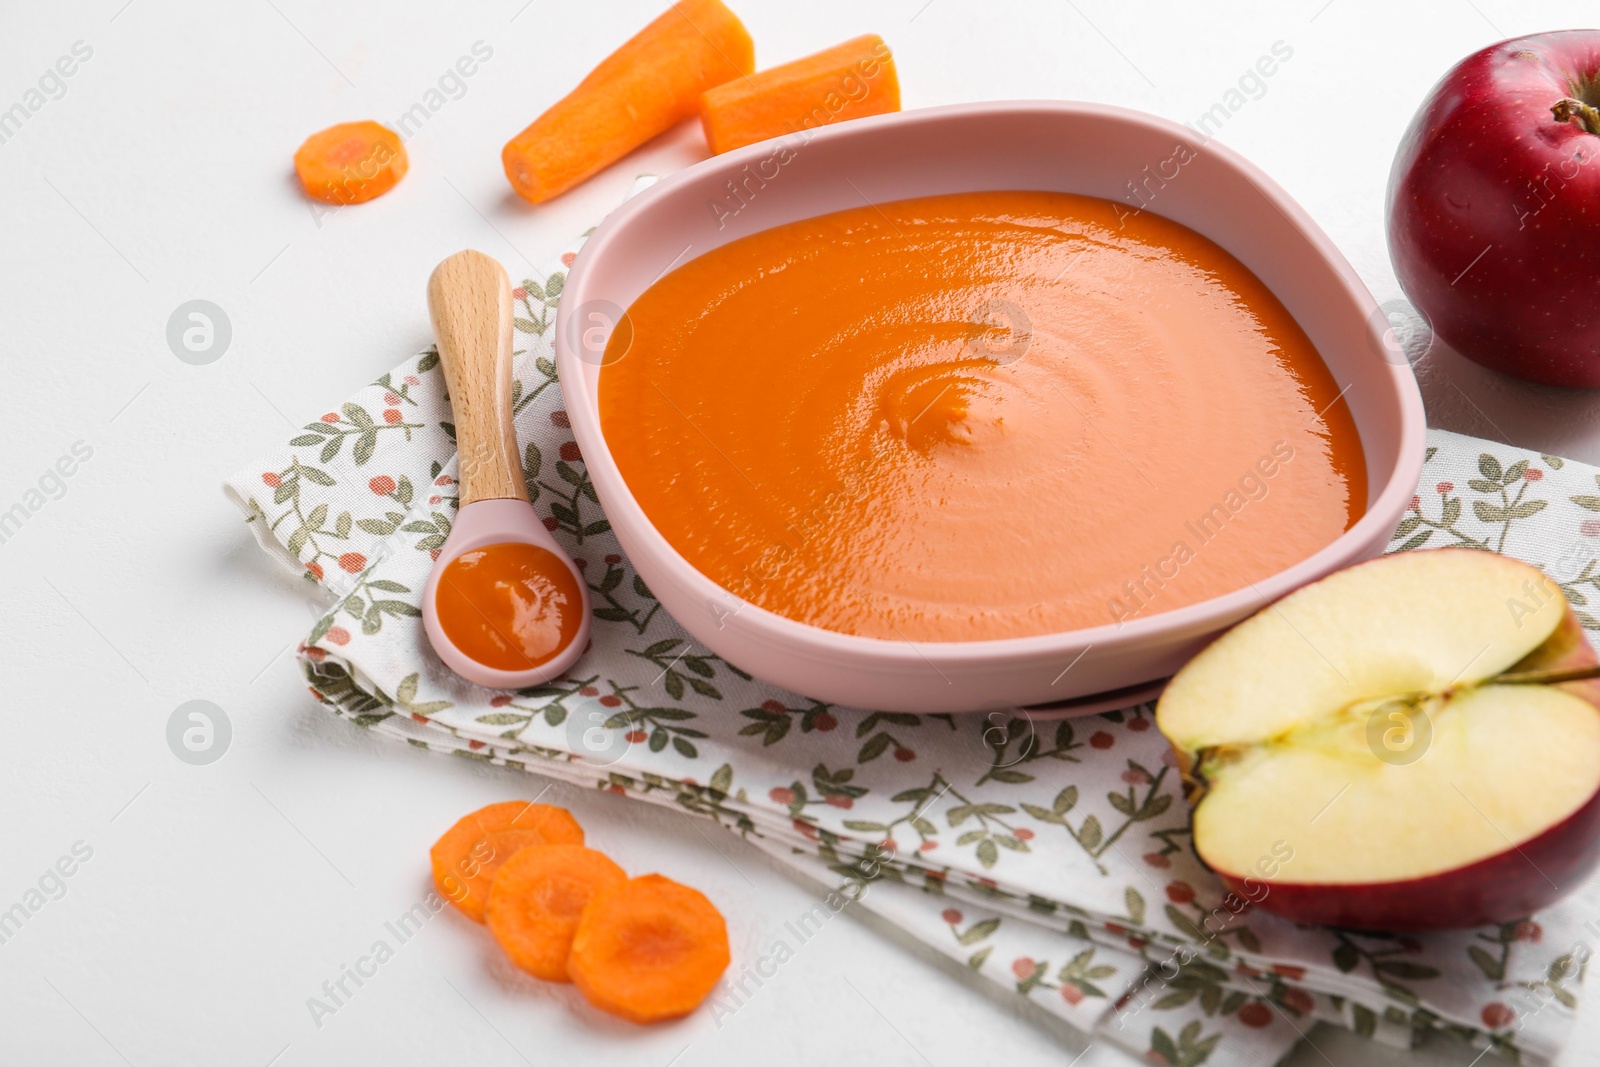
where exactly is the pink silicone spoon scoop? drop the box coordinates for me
[420,250,591,689]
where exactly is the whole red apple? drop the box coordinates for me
[1388,30,1600,387]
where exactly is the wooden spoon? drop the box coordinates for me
[420,250,591,688]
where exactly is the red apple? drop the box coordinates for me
[1387,31,1600,387]
[1157,549,1600,931]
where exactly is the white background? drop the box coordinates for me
[4,1,1599,1064]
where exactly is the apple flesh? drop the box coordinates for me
[1387,30,1600,387]
[1157,548,1600,931]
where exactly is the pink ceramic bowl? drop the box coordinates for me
[555,101,1426,714]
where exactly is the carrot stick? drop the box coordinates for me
[502,0,754,203]
[568,874,730,1023]
[486,845,628,981]
[699,34,898,155]
[430,801,584,923]
[293,121,408,204]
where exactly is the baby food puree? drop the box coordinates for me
[436,542,584,671]
[600,191,1364,642]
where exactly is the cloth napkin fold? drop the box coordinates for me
[226,185,1596,1067]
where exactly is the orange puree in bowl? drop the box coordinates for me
[436,542,584,670]
[599,191,1365,642]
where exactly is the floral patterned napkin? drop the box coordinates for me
[225,185,1596,1067]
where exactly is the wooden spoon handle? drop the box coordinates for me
[427,250,528,506]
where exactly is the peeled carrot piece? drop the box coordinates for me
[568,873,730,1023]
[501,0,753,203]
[293,120,408,204]
[699,34,899,155]
[486,845,628,982]
[430,801,584,923]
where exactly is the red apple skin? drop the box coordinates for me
[1516,602,1600,707]
[1388,31,1600,387]
[1219,784,1600,930]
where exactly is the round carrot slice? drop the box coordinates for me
[294,120,408,205]
[568,873,730,1023]
[430,801,584,922]
[486,845,628,981]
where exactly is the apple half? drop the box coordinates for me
[1157,548,1600,931]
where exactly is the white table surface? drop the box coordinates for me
[6,1,1600,1064]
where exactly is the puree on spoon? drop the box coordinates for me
[599,191,1365,642]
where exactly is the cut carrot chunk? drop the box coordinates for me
[430,801,584,922]
[486,845,628,982]
[568,873,730,1023]
[501,0,753,203]
[699,34,898,155]
[293,121,408,204]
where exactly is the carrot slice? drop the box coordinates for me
[501,0,754,203]
[699,34,898,155]
[486,845,628,982]
[430,801,584,923]
[568,873,730,1023]
[293,121,408,204]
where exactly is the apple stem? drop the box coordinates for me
[1553,97,1600,137]
[1494,663,1600,686]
